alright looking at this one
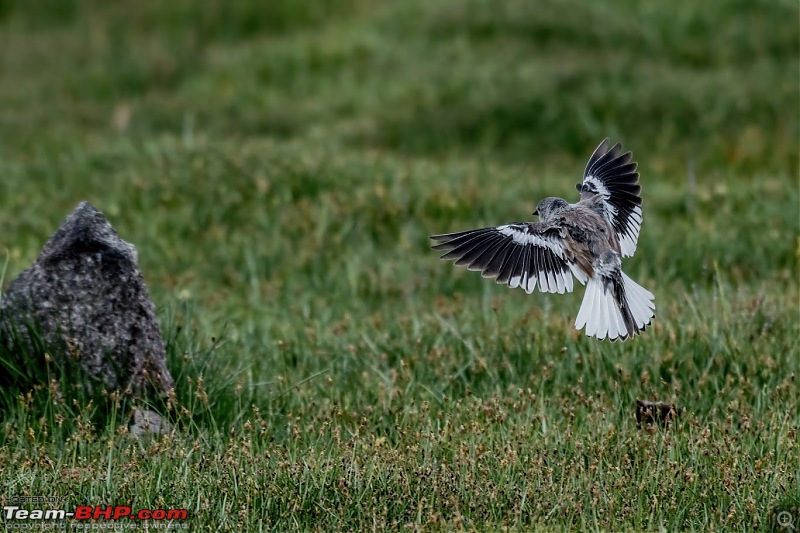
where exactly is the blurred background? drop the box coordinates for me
[1,0,797,169]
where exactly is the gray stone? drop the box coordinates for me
[130,408,173,438]
[0,201,174,398]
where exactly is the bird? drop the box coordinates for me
[429,138,655,341]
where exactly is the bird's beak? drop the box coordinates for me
[532,208,539,216]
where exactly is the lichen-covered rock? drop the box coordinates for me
[130,408,173,438]
[0,201,173,398]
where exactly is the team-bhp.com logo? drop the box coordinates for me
[4,501,189,529]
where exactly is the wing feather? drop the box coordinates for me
[431,222,587,294]
[577,138,644,257]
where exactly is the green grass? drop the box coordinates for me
[0,0,798,530]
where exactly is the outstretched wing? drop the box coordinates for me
[430,223,588,294]
[576,138,643,257]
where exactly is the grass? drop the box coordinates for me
[0,0,798,530]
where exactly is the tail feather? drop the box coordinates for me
[577,277,601,338]
[607,292,626,340]
[575,271,655,341]
[621,271,655,330]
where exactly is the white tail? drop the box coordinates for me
[574,271,655,341]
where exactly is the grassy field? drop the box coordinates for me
[0,0,798,530]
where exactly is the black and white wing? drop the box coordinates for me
[430,223,588,294]
[577,138,643,257]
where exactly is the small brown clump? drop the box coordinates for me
[636,400,678,428]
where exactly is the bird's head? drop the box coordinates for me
[533,197,569,221]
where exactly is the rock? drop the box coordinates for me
[130,408,173,438]
[0,201,173,398]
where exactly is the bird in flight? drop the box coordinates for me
[430,139,655,341]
